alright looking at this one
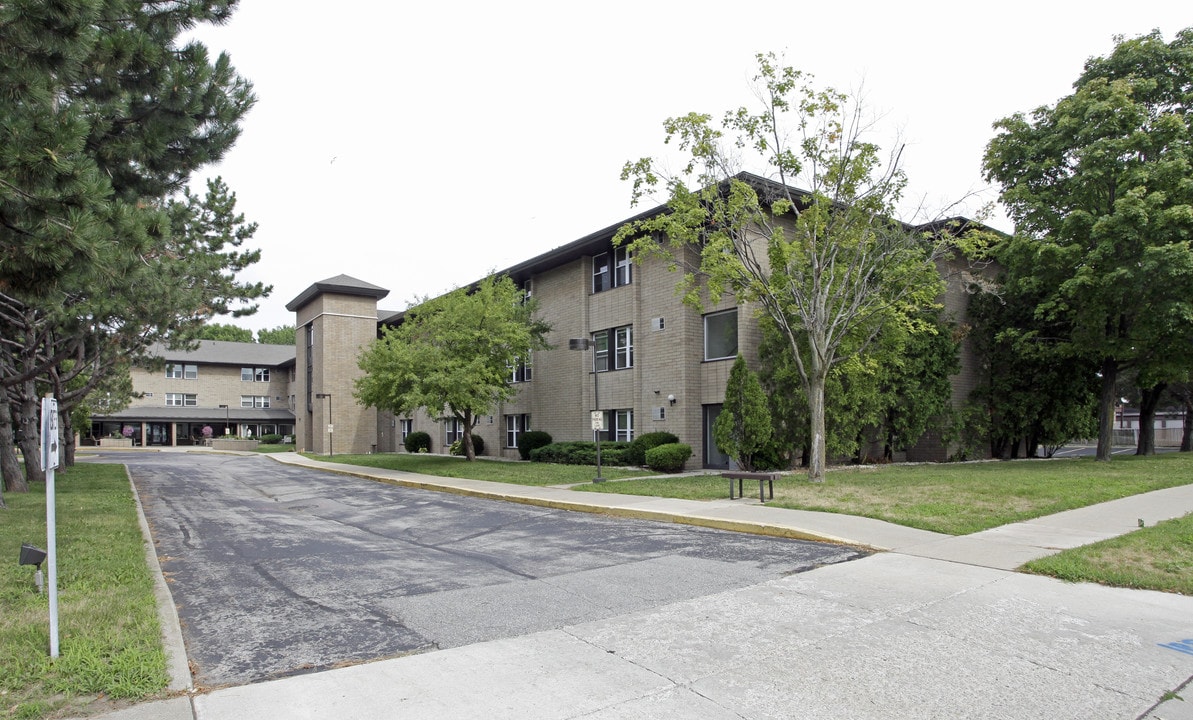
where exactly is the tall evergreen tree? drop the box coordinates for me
[0,1,263,496]
[713,355,772,471]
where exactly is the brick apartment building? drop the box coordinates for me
[94,178,986,468]
[88,341,296,446]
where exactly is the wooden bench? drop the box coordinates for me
[722,471,780,503]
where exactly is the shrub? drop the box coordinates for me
[449,435,485,456]
[624,431,679,466]
[517,430,553,460]
[529,441,630,466]
[259,434,284,445]
[645,443,692,472]
[404,431,432,453]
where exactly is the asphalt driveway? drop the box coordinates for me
[118,453,866,687]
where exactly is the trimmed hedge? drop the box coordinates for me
[449,435,485,456]
[644,443,692,472]
[259,434,284,445]
[517,430,553,460]
[529,441,630,466]
[404,431,432,453]
[624,431,679,466]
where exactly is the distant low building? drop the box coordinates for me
[88,340,296,445]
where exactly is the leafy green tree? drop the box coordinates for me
[197,323,253,343]
[965,273,1099,459]
[257,325,296,346]
[616,53,958,482]
[354,275,550,461]
[983,28,1193,462]
[713,355,772,471]
[874,311,960,460]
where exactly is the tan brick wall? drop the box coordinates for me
[295,293,379,454]
[129,365,290,416]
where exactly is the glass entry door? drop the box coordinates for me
[146,423,172,446]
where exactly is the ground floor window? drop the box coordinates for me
[597,409,634,442]
[444,418,464,445]
[505,414,529,448]
[400,418,413,442]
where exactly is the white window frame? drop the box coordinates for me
[165,393,197,407]
[614,409,634,442]
[613,246,632,287]
[400,419,413,441]
[505,414,529,448]
[593,247,632,293]
[507,353,532,383]
[240,395,270,408]
[704,309,739,361]
[598,409,634,442]
[614,325,633,369]
[444,418,464,445]
[592,252,610,293]
[592,330,610,372]
[166,363,197,379]
[242,367,271,382]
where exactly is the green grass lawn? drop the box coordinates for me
[313,452,658,485]
[251,443,297,454]
[0,464,168,719]
[575,453,1193,535]
[1022,512,1193,595]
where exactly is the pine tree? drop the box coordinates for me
[713,355,772,471]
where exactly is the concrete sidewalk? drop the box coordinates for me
[87,454,1193,720]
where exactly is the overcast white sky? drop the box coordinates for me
[189,2,1189,332]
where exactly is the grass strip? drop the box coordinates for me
[574,453,1193,535]
[1022,513,1193,595]
[312,452,657,486]
[0,464,168,719]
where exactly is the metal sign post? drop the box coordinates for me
[590,411,605,483]
[41,396,60,658]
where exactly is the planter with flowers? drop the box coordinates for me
[101,426,136,447]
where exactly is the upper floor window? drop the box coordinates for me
[241,367,271,382]
[240,395,270,408]
[704,309,739,361]
[166,363,198,379]
[508,354,532,383]
[165,393,197,407]
[592,325,633,371]
[592,247,631,293]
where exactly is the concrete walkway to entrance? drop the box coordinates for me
[80,450,1193,720]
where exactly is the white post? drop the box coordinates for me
[41,396,60,658]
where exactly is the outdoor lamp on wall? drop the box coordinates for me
[667,394,676,406]
[19,543,46,593]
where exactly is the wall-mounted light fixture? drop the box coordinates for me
[667,394,677,406]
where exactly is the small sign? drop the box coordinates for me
[327,424,334,434]
[590,411,604,431]
[41,397,59,470]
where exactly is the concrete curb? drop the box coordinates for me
[127,468,192,693]
[266,456,872,549]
